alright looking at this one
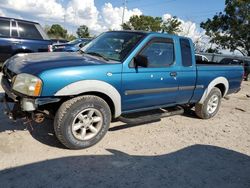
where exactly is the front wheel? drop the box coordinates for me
[54,95,111,149]
[195,87,222,119]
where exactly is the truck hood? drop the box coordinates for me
[4,52,110,75]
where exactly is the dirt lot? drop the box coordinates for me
[0,74,249,188]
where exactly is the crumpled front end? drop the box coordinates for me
[0,65,60,122]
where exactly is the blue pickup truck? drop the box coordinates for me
[0,31,243,149]
[0,16,52,65]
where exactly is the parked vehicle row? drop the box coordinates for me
[1,31,244,149]
[0,16,91,66]
[50,38,91,52]
[50,39,69,44]
[0,16,52,65]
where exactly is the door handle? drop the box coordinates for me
[170,72,177,77]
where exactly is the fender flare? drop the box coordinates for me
[55,80,121,118]
[199,77,229,104]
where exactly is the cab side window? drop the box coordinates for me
[180,38,192,67]
[140,40,174,68]
[18,22,43,40]
[0,19,10,37]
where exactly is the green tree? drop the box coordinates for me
[122,15,182,34]
[43,25,51,34]
[122,15,162,32]
[200,0,250,56]
[66,34,77,41]
[47,24,67,39]
[161,16,182,34]
[76,25,90,38]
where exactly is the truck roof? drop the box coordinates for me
[107,30,188,40]
[0,16,39,24]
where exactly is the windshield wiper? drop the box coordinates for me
[83,51,109,61]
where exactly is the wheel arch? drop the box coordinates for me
[79,91,115,118]
[199,77,229,104]
[214,83,226,96]
[54,80,121,118]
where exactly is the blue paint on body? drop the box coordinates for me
[3,31,244,114]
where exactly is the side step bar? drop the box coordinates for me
[118,106,184,124]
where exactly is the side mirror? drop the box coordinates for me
[134,54,148,68]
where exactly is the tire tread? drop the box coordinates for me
[54,95,111,149]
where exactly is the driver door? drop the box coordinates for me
[121,37,179,112]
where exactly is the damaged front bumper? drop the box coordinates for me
[1,75,61,120]
[0,77,24,120]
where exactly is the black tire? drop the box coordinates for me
[195,87,222,119]
[54,95,111,149]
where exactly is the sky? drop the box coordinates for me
[95,0,225,23]
[0,0,226,39]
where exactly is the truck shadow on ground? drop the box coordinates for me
[0,102,65,148]
[109,108,198,132]
[0,102,200,148]
[0,145,249,188]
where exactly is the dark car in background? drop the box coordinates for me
[51,38,91,52]
[51,39,69,44]
[195,54,209,62]
[0,16,52,66]
[219,58,250,81]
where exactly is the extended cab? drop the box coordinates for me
[0,16,52,65]
[0,31,244,149]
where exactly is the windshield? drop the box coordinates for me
[81,32,145,61]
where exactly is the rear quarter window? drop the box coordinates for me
[0,19,10,37]
[180,38,192,67]
[18,22,43,40]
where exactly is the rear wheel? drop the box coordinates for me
[195,87,222,119]
[54,95,111,149]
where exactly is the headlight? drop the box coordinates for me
[12,73,42,96]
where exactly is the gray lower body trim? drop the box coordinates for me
[125,87,178,95]
[179,85,204,90]
[196,85,204,89]
[125,85,204,95]
[179,86,195,91]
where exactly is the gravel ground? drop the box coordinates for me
[0,73,249,188]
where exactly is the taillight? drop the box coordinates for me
[48,45,53,52]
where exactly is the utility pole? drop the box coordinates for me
[122,0,127,25]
